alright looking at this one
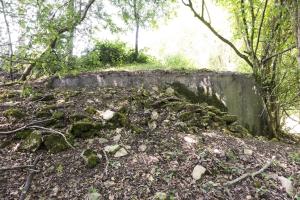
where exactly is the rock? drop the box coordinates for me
[44,134,70,153]
[113,134,121,142]
[183,135,197,144]
[222,114,238,124]
[101,110,115,120]
[148,121,157,130]
[103,181,116,187]
[104,145,120,153]
[50,186,59,197]
[88,191,101,200]
[278,176,294,197]
[138,144,147,152]
[155,192,167,200]
[151,111,159,121]
[20,130,42,152]
[98,138,109,144]
[70,121,96,138]
[192,165,206,180]
[165,87,175,96]
[114,148,128,157]
[243,148,253,156]
[81,149,102,168]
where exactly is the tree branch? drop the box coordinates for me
[262,45,297,63]
[223,156,276,186]
[255,0,268,54]
[183,0,253,68]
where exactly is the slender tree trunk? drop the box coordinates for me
[66,0,75,64]
[133,0,139,61]
[135,22,139,60]
[296,0,300,67]
[1,0,13,80]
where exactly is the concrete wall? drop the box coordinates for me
[48,70,268,135]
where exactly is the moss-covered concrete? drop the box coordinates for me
[20,130,42,152]
[44,134,70,153]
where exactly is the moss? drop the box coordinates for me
[179,112,194,122]
[227,124,249,137]
[52,111,65,120]
[69,113,90,122]
[131,125,144,134]
[84,106,97,115]
[3,108,25,119]
[20,130,42,152]
[222,114,238,125]
[0,90,19,100]
[81,149,101,168]
[106,107,129,129]
[70,121,96,138]
[35,110,52,118]
[15,130,32,139]
[44,134,70,153]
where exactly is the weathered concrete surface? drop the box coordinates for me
[48,70,268,135]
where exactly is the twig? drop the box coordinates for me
[223,156,276,186]
[0,165,34,171]
[102,149,109,176]
[0,119,52,135]
[29,126,75,149]
[19,155,41,200]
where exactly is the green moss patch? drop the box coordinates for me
[84,106,97,115]
[3,108,25,119]
[44,134,71,153]
[20,130,42,152]
[52,111,65,120]
[70,121,98,138]
[81,149,101,168]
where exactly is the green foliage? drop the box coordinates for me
[162,53,197,70]
[94,40,128,66]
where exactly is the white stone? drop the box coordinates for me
[88,192,101,200]
[151,111,159,121]
[98,138,108,144]
[138,144,147,152]
[104,145,120,153]
[165,87,175,96]
[113,134,121,142]
[192,165,206,180]
[243,148,253,156]
[184,136,197,144]
[155,192,167,200]
[101,110,115,120]
[148,121,157,130]
[278,176,294,196]
[114,148,128,157]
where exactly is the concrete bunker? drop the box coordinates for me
[48,70,268,135]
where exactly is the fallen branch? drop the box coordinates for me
[0,165,34,171]
[29,126,75,149]
[102,149,109,176]
[0,119,74,149]
[223,156,276,187]
[19,155,41,200]
[0,119,52,135]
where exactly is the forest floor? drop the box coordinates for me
[0,81,299,200]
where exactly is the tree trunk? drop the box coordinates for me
[1,0,14,80]
[296,0,300,67]
[66,0,75,64]
[133,0,139,61]
[135,22,139,60]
